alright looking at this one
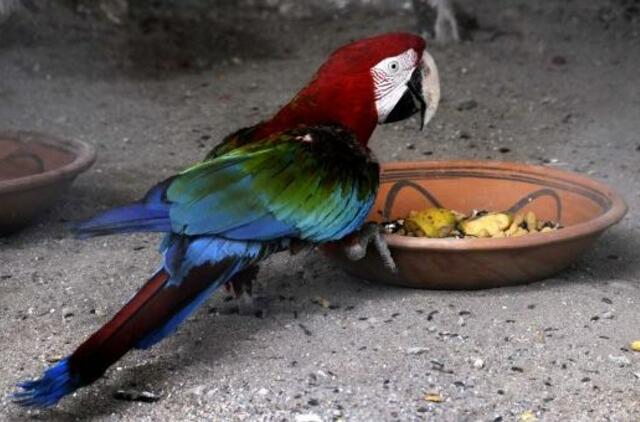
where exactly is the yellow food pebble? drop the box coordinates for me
[461,212,512,237]
[313,296,331,309]
[423,393,443,403]
[405,208,457,238]
[630,340,640,351]
[519,410,538,422]
[452,210,466,222]
[525,211,538,232]
[506,213,524,236]
[512,227,529,237]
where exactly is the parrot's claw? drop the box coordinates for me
[237,292,269,318]
[236,291,254,315]
[344,223,398,273]
[226,265,269,317]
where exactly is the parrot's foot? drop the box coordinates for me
[236,292,270,318]
[343,223,398,272]
[225,265,269,317]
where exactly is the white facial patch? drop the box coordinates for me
[371,48,418,123]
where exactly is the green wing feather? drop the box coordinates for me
[166,126,379,243]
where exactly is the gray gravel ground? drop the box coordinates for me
[1,1,640,420]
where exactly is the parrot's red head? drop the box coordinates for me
[255,32,441,145]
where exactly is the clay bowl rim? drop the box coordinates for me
[377,160,628,252]
[0,130,96,194]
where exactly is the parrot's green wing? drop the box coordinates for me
[204,126,258,160]
[166,125,379,243]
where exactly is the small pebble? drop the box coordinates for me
[457,99,478,111]
[407,347,430,356]
[473,358,485,369]
[295,414,322,422]
[113,390,160,403]
[298,323,313,336]
[423,393,443,403]
[608,354,631,367]
[311,296,331,309]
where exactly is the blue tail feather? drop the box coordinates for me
[12,358,81,408]
[73,182,172,238]
[73,204,171,238]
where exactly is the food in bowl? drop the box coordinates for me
[382,207,561,239]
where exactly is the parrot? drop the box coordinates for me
[13,32,441,408]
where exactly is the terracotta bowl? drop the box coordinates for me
[0,131,96,235]
[322,160,627,289]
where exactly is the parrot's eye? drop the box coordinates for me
[388,61,400,74]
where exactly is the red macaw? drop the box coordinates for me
[14,32,440,407]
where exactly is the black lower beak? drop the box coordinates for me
[407,68,427,130]
[383,68,427,130]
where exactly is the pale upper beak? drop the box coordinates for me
[418,51,441,130]
[406,51,441,130]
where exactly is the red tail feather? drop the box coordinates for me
[67,261,231,385]
[68,269,171,384]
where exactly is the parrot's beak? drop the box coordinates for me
[414,51,440,131]
[406,68,428,130]
[383,51,440,130]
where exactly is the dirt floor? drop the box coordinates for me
[1,0,640,420]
